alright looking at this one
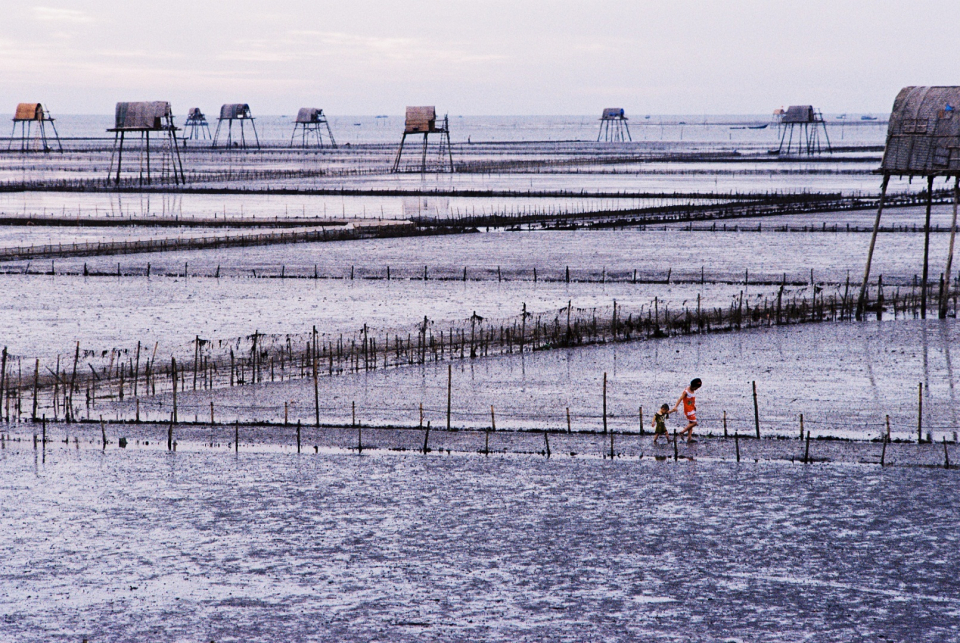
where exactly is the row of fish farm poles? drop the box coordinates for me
[18,258,960,295]
[12,396,959,468]
[10,280,943,425]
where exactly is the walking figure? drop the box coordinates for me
[671,378,702,444]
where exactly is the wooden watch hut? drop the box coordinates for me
[776,105,831,155]
[291,108,337,148]
[598,108,631,143]
[107,101,185,185]
[9,103,62,152]
[391,106,454,173]
[858,86,960,320]
[183,107,211,141]
[213,103,259,149]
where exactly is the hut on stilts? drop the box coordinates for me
[183,108,211,141]
[213,104,260,149]
[597,108,631,142]
[776,105,831,155]
[106,101,185,185]
[391,106,454,173]
[9,103,62,152]
[291,108,337,148]
[858,86,960,320]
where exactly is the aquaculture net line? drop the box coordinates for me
[4,279,943,425]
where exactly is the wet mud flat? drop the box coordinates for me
[1,442,957,642]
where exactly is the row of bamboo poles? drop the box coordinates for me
[0,278,942,425]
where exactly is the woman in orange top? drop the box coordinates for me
[671,378,702,444]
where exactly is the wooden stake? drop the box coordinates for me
[752,381,760,438]
[880,433,887,467]
[638,406,644,436]
[296,420,301,453]
[602,372,608,434]
[735,432,740,462]
[566,407,571,433]
[886,414,891,441]
[545,431,551,458]
[803,432,811,464]
[918,382,923,443]
[422,422,430,454]
[723,410,728,437]
[799,413,804,440]
[235,420,239,453]
[446,364,452,431]
[673,429,678,461]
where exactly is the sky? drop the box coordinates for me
[2,1,959,115]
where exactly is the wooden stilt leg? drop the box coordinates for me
[922,175,935,319]
[857,174,890,319]
[940,177,959,319]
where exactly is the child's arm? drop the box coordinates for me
[670,392,684,413]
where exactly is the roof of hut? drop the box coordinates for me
[781,106,816,124]
[110,102,173,131]
[601,108,626,120]
[405,106,436,133]
[295,108,322,124]
[881,86,960,175]
[186,107,205,120]
[220,104,253,120]
[13,103,44,121]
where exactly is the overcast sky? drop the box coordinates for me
[2,1,958,115]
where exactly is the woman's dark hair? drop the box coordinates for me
[690,378,702,389]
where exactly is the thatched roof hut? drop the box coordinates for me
[881,86,960,175]
[219,104,253,120]
[13,103,45,121]
[781,106,816,124]
[111,102,174,131]
[296,108,323,124]
[405,106,436,133]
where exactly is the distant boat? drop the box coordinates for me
[861,115,878,121]
[645,115,651,119]
[837,114,847,120]
[748,123,768,130]
[375,115,388,118]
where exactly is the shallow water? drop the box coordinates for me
[0,445,956,642]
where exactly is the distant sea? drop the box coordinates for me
[25,114,888,147]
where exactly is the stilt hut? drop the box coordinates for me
[183,108,211,141]
[291,108,337,148]
[858,86,960,320]
[9,103,62,152]
[106,101,185,185]
[597,108,631,142]
[776,105,831,155]
[391,106,454,173]
[213,104,259,149]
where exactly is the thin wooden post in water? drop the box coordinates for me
[673,430,678,461]
[566,407,571,433]
[803,432,811,464]
[171,357,178,423]
[735,432,740,462]
[545,431,551,458]
[602,372,608,434]
[857,174,890,319]
[638,406,644,436]
[940,177,959,319]
[723,410,728,438]
[446,364,452,430]
[799,413,804,440]
[918,382,923,443]
[167,414,173,451]
[944,437,950,469]
[422,422,430,454]
[235,420,239,453]
[886,414,891,441]
[921,175,935,319]
[297,420,301,453]
[752,381,760,438]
